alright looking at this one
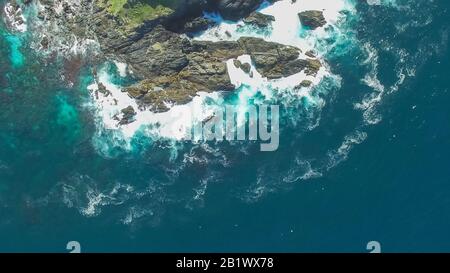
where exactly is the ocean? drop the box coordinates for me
[0,0,449,252]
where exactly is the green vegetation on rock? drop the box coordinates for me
[97,0,180,30]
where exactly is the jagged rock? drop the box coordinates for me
[119,106,136,125]
[240,62,252,74]
[243,12,275,28]
[214,0,266,21]
[97,82,109,95]
[234,59,242,68]
[298,10,327,29]
[123,33,322,112]
[303,58,322,76]
[117,25,190,78]
[305,50,317,58]
[124,38,244,112]
[238,37,303,79]
[40,37,49,50]
[179,16,216,34]
[297,80,313,88]
[233,59,252,74]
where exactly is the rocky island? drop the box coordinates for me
[4,0,327,118]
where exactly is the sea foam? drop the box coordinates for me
[3,3,27,33]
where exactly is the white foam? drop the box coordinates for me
[366,0,398,6]
[4,3,27,32]
[114,61,128,77]
[66,38,99,56]
[81,188,108,217]
[327,130,368,170]
[197,0,354,54]
[88,64,223,146]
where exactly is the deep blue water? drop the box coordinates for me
[0,0,449,252]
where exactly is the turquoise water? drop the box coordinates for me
[4,34,23,67]
[0,0,450,252]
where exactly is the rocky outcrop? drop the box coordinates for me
[163,0,270,22]
[298,10,327,29]
[27,0,270,55]
[297,80,313,88]
[122,28,246,112]
[119,106,136,125]
[238,37,321,79]
[177,16,216,34]
[12,0,322,114]
[213,0,266,21]
[243,12,275,28]
[122,33,322,112]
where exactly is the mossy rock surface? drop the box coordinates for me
[97,0,181,31]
